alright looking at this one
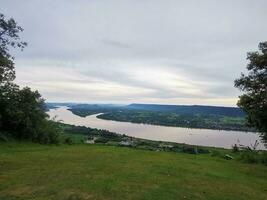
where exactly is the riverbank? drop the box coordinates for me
[62,123,267,164]
[47,107,266,149]
[67,103,252,132]
[96,111,252,132]
[0,142,267,200]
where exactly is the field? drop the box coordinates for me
[1,143,267,200]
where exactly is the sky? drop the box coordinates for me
[2,0,267,106]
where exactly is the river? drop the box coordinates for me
[47,107,266,150]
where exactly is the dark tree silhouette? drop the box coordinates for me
[0,13,60,143]
[0,13,27,83]
[235,41,267,144]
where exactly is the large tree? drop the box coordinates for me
[235,41,267,144]
[0,13,60,143]
[0,13,27,83]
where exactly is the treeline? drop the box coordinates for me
[0,83,61,143]
[127,103,245,117]
[63,124,267,165]
[63,124,210,154]
[97,110,253,132]
[66,103,252,131]
[68,103,126,117]
[64,103,245,118]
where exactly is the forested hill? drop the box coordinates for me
[127,104,244,117]
[47,102,245,118]
[54,103,249,131]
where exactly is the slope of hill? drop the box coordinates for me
[127,104,244,117]
[0,143,267,200]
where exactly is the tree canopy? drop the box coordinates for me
[0,13,60,143]
[0,13,27,83]
[235,41,267,144]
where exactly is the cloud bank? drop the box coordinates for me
[2,0,267,106]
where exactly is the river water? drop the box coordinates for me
[47,107,266,150]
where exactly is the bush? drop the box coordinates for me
[238,151,267,165]
[240,151,259,163]
[211,150,224,158]
[197,148,210,154]
[182,146,199,154]
[261,154,267,165]
[34,120,61,144]
[0,132,8,142]
[170,146,183,153]
[94,137,109,144]
[232,144,239,152]
[64,137,73,145]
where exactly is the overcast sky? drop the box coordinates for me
[2,0,267,106]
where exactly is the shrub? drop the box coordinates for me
[197,148,210,154]
[211,150,224,158]
[232,144,239,152]
[240,151,258,163]
[0,132,8,142]
[35,120,61,144]
[239,151,267,165]
[94,137,109,144]
[64,137,73,145]
[182,146,198,154]
[261,154,267,165]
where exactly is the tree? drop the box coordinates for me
[0,83,60,143]
[235,41,267,144]
[0,13,27,83]
[0,13,60,143]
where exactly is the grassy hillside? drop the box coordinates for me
[0,143,267,200]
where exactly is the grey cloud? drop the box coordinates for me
[101,39,131,49]
[2,0,267,106]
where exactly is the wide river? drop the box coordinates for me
[47,107,266,150]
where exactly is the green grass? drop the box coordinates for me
[60,132,85,144]
[0,143,267,200]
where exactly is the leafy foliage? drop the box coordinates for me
[235,42,267,144]
[0,82,61,143]
[0,13,60,143]
[93,110,250,131]
[0,13,27,83]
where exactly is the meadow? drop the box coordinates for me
[0,142,267,200]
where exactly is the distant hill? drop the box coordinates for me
[127,103,244,117]
[47,102,245,118]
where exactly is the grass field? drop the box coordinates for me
[0,143,267,200]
